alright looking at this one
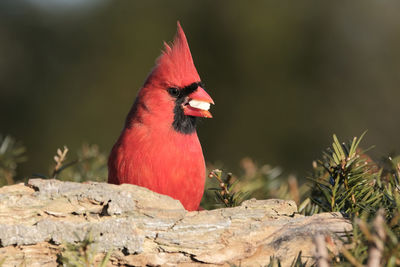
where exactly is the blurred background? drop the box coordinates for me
[1,0,399,180]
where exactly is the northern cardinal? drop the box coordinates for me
[108,22,214,211]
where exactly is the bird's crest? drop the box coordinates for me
[149,22,200,87]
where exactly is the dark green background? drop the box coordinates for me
[1,0,399,179]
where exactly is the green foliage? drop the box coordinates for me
[337,206,400,266]
[53,144,108,182]
[235,157,302,201]
[0,135,27,186]
[302,133,400,266]
[0,134,107,183]
[34,143,108,182]
[203,157,306,209]
[303,132,384,217]
[207,169,249,208]
[58,233,111,267]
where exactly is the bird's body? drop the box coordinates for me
[108,22,213,211]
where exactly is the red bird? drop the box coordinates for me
[108,22,214,211]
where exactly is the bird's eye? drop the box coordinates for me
[167,87,180,98]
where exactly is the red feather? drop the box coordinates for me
[108,22,212,211]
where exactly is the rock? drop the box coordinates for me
[0,179,352,266]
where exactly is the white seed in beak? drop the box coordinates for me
[188,99,211,111]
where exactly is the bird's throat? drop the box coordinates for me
[172,101,197,134]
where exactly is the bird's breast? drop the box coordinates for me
[110,125,205,211]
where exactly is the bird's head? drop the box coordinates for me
[140,22,214,134]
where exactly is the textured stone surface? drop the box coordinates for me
[0,179,352,266]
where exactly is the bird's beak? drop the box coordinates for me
[183,87,214,118]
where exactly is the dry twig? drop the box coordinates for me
[367,209,386,267]
[314,234,329,267]
[52,146,68,178]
